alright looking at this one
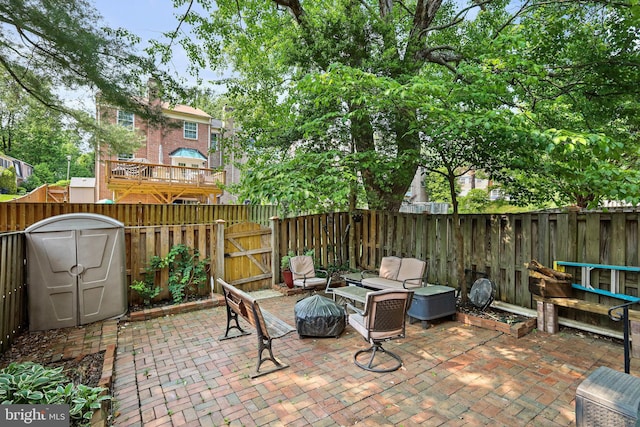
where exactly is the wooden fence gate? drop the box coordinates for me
[223,222,273,291]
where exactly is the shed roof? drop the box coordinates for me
[70,177,96,188]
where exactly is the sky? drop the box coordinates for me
[91,0,221,89]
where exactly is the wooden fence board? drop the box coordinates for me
[463,216,472,277]
[490,215,500,290]
[586,214,601,302]
[504,215,516,305]
[1,234,9,352]
[439,216,450,285]
[0,233,26,354]
[612,214,626,287]
[519,214,532,306]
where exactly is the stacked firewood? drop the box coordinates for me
[526,260,574,298]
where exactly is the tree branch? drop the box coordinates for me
[167,0,194,51]
[272,0,305,24]
[492,0,530,39]
[378,0,393,18]
[395,0,414,17]
[0,55,64,114]
[415,46,461,74]
[412,0,443,37]
[419,0,492,37]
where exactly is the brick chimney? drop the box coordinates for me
[147,78,160,105]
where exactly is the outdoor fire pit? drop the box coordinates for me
[294,294,345,338]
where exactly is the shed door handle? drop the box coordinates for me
[69,264,85,277]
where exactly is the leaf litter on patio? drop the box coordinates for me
[0,328,104,388]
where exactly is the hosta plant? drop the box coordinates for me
[0,362,110,426]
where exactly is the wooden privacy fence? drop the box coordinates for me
[126,220,274,304]
[4,208,640,354]
[0,232,27,354]
[0,203,279,231]
[0,219,274,355]
[277,210,640,327]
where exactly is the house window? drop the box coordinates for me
[118,153,133,161]
[211,133,220,151]
[117,111,134,129]
[184,122,197,139]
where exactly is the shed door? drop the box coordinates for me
[77,227,124,325]
[27,227,123,330]
[27,231,78,329]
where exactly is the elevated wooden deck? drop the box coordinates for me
[106,160,225,204]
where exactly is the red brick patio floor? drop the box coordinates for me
[110,294,639,427]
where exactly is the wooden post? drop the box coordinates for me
[270,216,280,287]
[631,320,640,359]
[214,219,225,294]
[537,301,545,332]
[544,302,558,334]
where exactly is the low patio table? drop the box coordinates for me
[341,272,364,287]
[331,285,369,306]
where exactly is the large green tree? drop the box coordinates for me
[0,69,94,188]
[171,0,639,208]
[165,0,639,292]
[489,2,640,208]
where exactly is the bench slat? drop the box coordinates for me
[261,309,295,338]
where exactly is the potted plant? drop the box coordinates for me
[281,251,295,288]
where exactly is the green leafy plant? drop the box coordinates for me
[150,244,209,304]
[0,166,17,194]
[280,250,296,270]
[130,255,163,306]
[0,362,110,427]
[459,189,490,213]
[130,277,161,306]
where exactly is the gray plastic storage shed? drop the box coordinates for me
[25,213,127,331]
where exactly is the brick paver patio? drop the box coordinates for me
[111,293,640,426]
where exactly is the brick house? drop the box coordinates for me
[95,83,226,204]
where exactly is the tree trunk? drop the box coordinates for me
[449,172,467,302]
[348,159,357,269]
[351,109,418,212]
[575,193,595,208]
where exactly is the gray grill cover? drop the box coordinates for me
[295,295,345,338]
